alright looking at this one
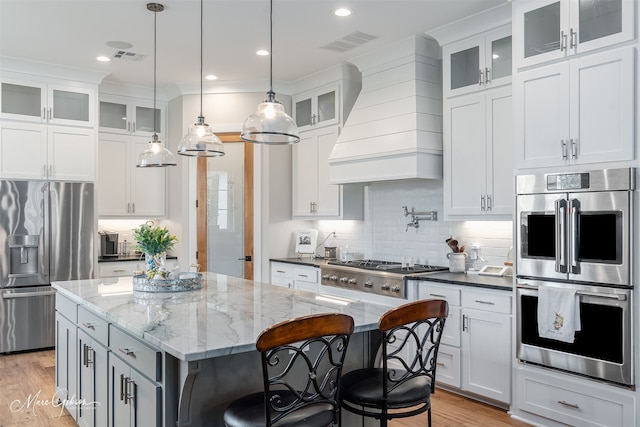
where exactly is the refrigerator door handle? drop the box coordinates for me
[42,182,51,282]
[1,289,57,299]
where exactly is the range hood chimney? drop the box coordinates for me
[329,35,442,184]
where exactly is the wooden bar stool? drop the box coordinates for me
[339,299,449,427]
[223,313,355,427]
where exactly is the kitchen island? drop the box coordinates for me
[52,273,388,427]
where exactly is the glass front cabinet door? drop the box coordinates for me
[293,84,339,131]
[99,96,164,137]
[514,0,634,68]
[1,79,94,127]
[444,26,512,98]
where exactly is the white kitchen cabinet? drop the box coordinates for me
[443,25,512,97]
[461,289,511,403]
[514,0,635,69]
[77,329,109,427]
[292,83,339,132]
[515,46,634,169]
[0,122,95,181]
[99,94,165,137]
[270,261,319,292]
[55,309,78,421]
[292,126,363,219]
[1,78,96,127]
[98,133,167,217]
[416,281,511,404]
[444,86,512,218]
[516,365,635,427]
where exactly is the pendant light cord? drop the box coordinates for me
[268,0,274,101]
[199,0,204,120]
[153,7,158,138]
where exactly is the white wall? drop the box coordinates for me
[282,179,513,268]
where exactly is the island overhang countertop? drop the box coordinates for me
[52,273,390,362]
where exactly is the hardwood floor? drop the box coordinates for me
[0,349,530,427]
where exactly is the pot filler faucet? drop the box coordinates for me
[402,206,438,231]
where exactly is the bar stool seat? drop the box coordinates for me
[341,367,432,406]
[223,313,355,427]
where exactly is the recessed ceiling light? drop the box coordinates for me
[205,74,218,81]
[106,41,133,49]
[334,8,352,17]
[96,56,111,62]
[256,49,269,56]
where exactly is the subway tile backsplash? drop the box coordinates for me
[313,180,513,267]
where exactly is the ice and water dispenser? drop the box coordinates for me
[8,235,40,277]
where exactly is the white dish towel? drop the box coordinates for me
[537,285,581,343]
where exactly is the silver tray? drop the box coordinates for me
[132,272,202,293]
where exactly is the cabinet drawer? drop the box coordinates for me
[517,367,635,427]
[435,344,460,388]
[420,283,461,306]
[99,262,140,278]
[110,325,161,382]
[271,263,293,279]
[55,293,77,323]
[77,306,109,344]
[462,289,511,314]
[293,267,318,283]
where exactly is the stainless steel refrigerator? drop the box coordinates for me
[0,180,94,353]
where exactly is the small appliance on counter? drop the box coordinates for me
[99,231,119,257]
[324,246,338,260]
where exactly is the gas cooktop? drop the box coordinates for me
[326,259,448,275]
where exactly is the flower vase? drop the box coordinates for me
[145,252,167,279]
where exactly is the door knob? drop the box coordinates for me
[237,256,252,261]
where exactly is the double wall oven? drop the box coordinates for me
[516,168,634,386]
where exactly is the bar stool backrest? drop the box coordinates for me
[256,313,355,426]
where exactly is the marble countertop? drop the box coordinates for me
[410,271,513,291]
[52,273,389,362]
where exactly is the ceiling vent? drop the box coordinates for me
[112,50,145,61]
[320,31,378,53]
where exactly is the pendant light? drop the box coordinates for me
[241,0,300,145]
[177,0,225,157]
[137,3,177,168]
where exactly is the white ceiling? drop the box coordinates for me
[0,0,507,92]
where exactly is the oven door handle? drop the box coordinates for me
[569,198,579,274]
[555,199,567,273]
[517,284,627,301]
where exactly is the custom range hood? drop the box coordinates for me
[328,35,443,184]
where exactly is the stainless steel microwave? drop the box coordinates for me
[516,168,634,287]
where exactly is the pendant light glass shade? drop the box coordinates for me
[178,116,225,156]
[177,0,225,157]
[138,133,178,167]
[241,0,300,145]
[137,2,176,168]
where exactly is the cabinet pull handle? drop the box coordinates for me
[462,314,468,331]
[48,107,52,121]
[480,195,486,211]
[113,269,126,273]
[478,69,484,86]
[298,274,308,278]
[42,164,47,178]
[475,299,495,305]
[42,107,46,120]
[133,121,136,133]
[127,121,131,132]
[311,114,316,125]
[560,140,567,160]
[485,67,490,83]
[87,347,94,367]
[83,343,88,367]
[560,30,567,51]
[132,203,135,213]
[120,374,126,401]
[570,138,577,159]
[486,195,492,211]
[82,322,96,330]
[558,400,579,409]
[118,347,136,358]
[436,362,446,367]
[429,293,447,298]
[569,28,577,49]
[276,270,285,273]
